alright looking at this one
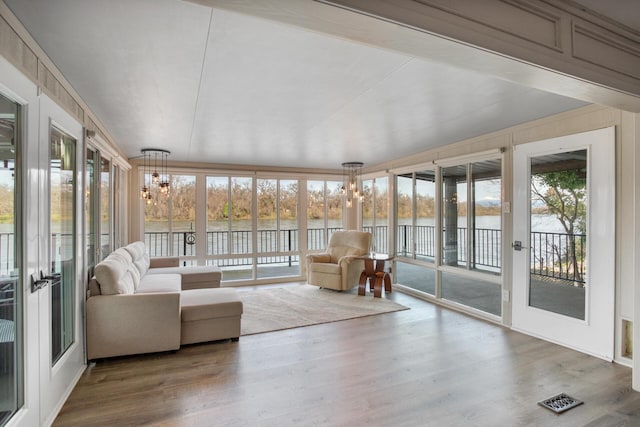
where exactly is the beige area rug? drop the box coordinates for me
[238,285,409,336]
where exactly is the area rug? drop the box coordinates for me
[238,285,409,336]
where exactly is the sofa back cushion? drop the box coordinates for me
[94,255,135,295]
[327,231,372,263]
[124,241,150,277]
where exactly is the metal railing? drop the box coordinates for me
[530,231,586,285]
[0,226,579,283]
[396,225,501,269]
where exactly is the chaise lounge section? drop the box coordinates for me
[86,241,242,360]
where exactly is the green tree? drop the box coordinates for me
[531,169,586,282]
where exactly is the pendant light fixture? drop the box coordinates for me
[140,148,170,204]
[341,161,364,208]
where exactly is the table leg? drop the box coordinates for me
[374,272,384,298]
[358,271,367,296]
[384,272,392,293]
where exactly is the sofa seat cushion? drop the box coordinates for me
[309,262,341,275]
[136,273,182,294]
[181,289,243,322]
[150,266,222,290]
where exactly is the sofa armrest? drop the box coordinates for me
[150,256,180,268]
[306,253,331,264]
[86,292,181,359]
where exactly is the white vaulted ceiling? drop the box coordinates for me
[5,0,593,169]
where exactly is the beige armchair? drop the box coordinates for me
[306,230,372,291]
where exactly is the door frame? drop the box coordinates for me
[511,126,615,360]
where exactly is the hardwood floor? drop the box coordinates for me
[54,289,640,426]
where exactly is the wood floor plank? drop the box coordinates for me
[53,289,640,426]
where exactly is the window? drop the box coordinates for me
[205,176,253,280]
[393,155,502,316]
[144,174,196,261]
[440,158,502,315]
[99,157,111,260]
[395,170,436,296]
[362,176,389,253]
[257,178,300,279]
[307,180,342,250]
[441,160,502,273]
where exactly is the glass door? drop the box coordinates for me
[37,96,84,426]
[0,92,22,427]
[512,127,615,360]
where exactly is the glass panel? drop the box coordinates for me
[170,175,196,258]
[231,177,252,254]
[374,177,389,253]
[50,125,76,364]
[362,179,374,236]
[0,93,21,425]
[415,170,436,262]
[529,150,587,320]
[326,180,342,239]
[257,179,298,279]
[85,149,96,280]
[279,179,298,253]
[396,174,413,257]
[308,180,342,250]
[362,177,389,254]
[257,179,277,253]
[442,271,501,316]
[99,157,110,260]
[396,262,435,295]
[470,160,502,273]
[307,180,326,250]
[206,176,229,255]
[441,165,467,267]
[144,172,169,257]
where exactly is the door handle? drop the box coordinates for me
[30,274,50,293]
[512,241,528,251]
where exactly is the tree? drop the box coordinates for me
[531,169,586,282]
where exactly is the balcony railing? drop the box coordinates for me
[395,225,584,283]
[0,227,580,284]
[143,227,582,282]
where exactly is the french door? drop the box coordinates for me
[35,96,85,425]
[512,127,615,360]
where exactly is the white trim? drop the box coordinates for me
[433,148,504,167]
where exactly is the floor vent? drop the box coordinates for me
[538,393,584,414]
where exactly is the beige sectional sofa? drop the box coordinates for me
[86,241,242,360]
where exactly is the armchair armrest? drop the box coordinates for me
[150,256,180,268]
[337,255,360,266]
[306,253,331,264]
[86,292,181,359]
